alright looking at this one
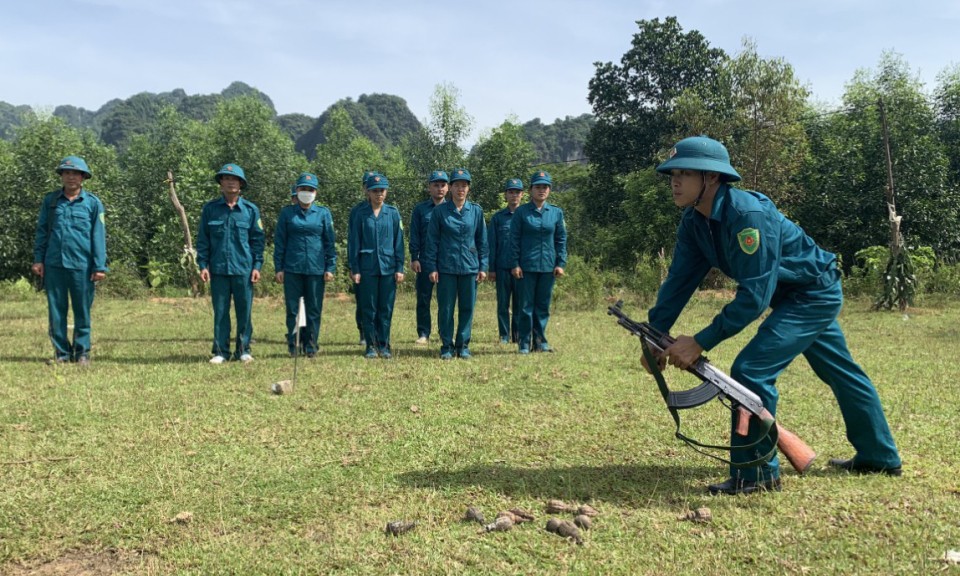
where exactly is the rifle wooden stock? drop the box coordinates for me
[741,407,815,474]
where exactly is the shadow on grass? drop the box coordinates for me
[397,462,721,506]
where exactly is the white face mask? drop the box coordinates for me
[297,191,316,205]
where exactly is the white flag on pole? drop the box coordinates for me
[295,297,307,333]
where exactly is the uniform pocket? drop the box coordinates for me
[208,220,225,236]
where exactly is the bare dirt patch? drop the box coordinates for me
[4,549,154,575]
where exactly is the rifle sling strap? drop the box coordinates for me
[640,338,779,468]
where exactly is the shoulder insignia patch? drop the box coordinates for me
[257,218,263,230]
[737,228,760,255]
[99,213,105,224]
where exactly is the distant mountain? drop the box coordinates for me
[0,84,592,165]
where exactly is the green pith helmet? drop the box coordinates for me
[215,163,248,188]
[296,172,318,190]
[56,156,92,179]
[504,178,523,191]
[656,136,742,182]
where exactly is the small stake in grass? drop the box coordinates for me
[272,298,306,395]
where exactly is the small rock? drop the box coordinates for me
[483,516,513,532]
[576,504,599,517]
[545,518,562,533]
[385,520,417,536]
[410,405,420,413]
[573,514,592,530]
[170,511,193,524]
[546,499,572,513]
[271,380,293,395]
[464,506,485,524]
[678,507,713,523]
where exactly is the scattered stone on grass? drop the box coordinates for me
[545,518,562,533]
[678,507,713,523]
[270,380,293,395]
[546,499,573,513]
[169,511,193,524]
[549,519,584,545]
[385,520,417,536]
[576,504,599,517]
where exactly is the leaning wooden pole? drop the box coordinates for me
[165,171,203,297]
[876,99,914,312]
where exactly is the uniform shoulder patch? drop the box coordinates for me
[99,212,105,224]
[737,228,760,255]
[257,218,263,231]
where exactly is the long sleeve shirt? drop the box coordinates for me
[273,203,337,275]
[422,200,488,275]
[33,189,108,272]
[408,198,444,263]
[508,201,567,273]
[487,207,517,271]
[347,202,405,275]
[197,196,265,275]
[648,184,838,351]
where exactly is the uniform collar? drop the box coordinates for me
[58,188,88,201]
[708,184,730,222]
[528,201,550,211]
[214,195,248,209]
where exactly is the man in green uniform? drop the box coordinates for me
[274,172,336,357]
[197,163,265,364]
[409,170,449,345]
[350,171,379,346]
[32,156,108,365]
[488,178,524,344]
[646,135,902,495]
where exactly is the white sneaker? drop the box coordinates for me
[240,353,254,363]
[415,336,428,345]
[359,338,366,346]
[209,355,226,365]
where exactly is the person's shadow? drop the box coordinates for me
[397,462,721,508]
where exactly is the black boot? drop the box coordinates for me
[707,476,782,495]
[828,458,902,476]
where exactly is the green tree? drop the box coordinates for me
[522,114,594,164]
[671,39,810,207]
[275,113,315,143]
[400,82,473,178]
[468,119,536,211]
[585,16,726,230]
[796,53,959,265]
[935,64,960,181]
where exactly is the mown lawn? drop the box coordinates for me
[1,289,959,575]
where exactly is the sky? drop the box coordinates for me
[3,0,959,143]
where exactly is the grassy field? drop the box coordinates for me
[1,289,959,575]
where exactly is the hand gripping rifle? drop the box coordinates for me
[608,301,816,474]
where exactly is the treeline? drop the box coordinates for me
[3,16,960,298]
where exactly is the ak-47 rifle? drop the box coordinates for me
[608,301,816,474]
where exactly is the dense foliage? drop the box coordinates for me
[3,17,960,296]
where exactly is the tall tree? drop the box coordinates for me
[468,119,536,211]
[585,17,726,228]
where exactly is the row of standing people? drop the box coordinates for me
[31,157,567,363]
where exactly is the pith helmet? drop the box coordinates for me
[656,136,742,182]
[56,156,92,179]
[215,163,248,188]
[296,172,318,190]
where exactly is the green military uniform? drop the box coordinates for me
[347,174,405,357]
[651,135,901,493]
[275,172,336,356]
[197,164,265,360]
[33,156,108,363]
[409,170,449,340]
[488,178,523,343]
[509,171,567,354]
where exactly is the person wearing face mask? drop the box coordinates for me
[197,163,265,364]
[510,170,567,355]
[643,135,902,495]
[422,168,488,360]
[487,178,524,345]
[274,172,336,358]
[31,156,108,366]
[347,173,405,359]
